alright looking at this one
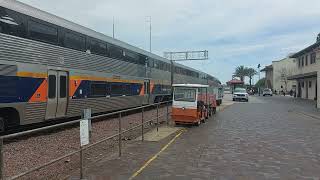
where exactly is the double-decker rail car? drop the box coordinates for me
[0,0,221,132]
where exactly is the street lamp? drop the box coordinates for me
[146,16,152,52]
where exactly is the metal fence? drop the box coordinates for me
[0,100,172,180]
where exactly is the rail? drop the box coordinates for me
[0,100,172,180]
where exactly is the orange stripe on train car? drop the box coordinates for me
[17,72,47,78]
[150,81,155,93]
[28,79,48,103]
[69,80,82,97]
[140,84,145,96]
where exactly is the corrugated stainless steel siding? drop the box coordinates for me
[67,96,143,117]
[24,102,47,123]
[0,34,145,77]
[0,64,17,76]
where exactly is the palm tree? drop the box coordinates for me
[246,68,257,87]
[234,65,247,82]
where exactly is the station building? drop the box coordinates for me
[288,34,320,107]
[261,57,297,93]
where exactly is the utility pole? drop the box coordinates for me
[146,16,152,52]
[112,16,115,38]
[258,64,261,96]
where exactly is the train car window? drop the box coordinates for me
[0,76,17,97]
[123,84,132,95]
[88,38,107,56]
[63,31,86,51]
[138,55,147,65]
[154,60,159,69]
[110,83,123,95]
[148,58,154,68]
[48,75,56,99]
[109,45,123,60]
[28,20,58,45]
[0,7,27,38]
[124,50,139,64]
[60,76,67,98]
[91,82,107,96]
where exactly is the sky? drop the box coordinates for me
[19,0,320,84]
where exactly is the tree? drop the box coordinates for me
[234,65,248,82]
[246,68,257,87]
[255,77,265,88]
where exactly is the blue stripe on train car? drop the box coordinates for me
[0,75,44,103]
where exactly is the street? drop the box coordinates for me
[84,94,320,180]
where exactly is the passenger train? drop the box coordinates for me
[0,0,222,132]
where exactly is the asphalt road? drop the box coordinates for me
[84,95,320,180]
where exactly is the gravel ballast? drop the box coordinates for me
[3,105,171,179]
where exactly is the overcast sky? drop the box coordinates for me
[19,0,320,84]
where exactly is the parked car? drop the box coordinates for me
[233,88,249,102]
[263,88,273,96]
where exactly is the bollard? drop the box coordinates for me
[141,106,144,141]
[0,137,3,180]
[156,104,159,132]
[166,102,169,125]
[80,147,84,179]
[118,113,122,157]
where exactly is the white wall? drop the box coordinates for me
[272,58,297,92]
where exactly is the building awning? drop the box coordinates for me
[287,71,317,80]
[227,79,244,85]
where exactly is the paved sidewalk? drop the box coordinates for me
[70,95,320,180]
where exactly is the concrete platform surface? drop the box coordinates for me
[135,126,182,142]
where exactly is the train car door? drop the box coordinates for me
[143,79,150,104]
[46,70,68,119]
[56,71,68,118]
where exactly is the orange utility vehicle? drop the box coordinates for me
[171,84,217,125]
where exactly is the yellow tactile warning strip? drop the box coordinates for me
[135,126,182,142]
[129,129,186,180]
[217,102,234,112]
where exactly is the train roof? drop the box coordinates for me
[1,0,171,64]
[1,0,221,83]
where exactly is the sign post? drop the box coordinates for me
[80,109,91,179]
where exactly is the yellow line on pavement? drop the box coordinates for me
[129,129,186,180]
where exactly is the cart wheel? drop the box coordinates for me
[195,120,201,126]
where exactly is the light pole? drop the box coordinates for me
[258,64,261,96]
[112,16,115,38]
[146,16,152,52]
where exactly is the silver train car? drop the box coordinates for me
[0,0,221,131]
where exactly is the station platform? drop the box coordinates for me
[68,101,233,180]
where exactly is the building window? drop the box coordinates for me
[301,56,304,67]
[301,81,304,88]
[309,81,312,88]
[305,55,308,66]
[311,53,316,64]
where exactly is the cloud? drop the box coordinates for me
[18,0,320,83]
